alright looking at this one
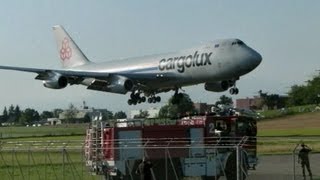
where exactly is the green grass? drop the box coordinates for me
[258,104,317,119]
[3,135,85,141]
[0,124,88,138]
[0,151,99,180]
[0,125,93,179]
[256,134,320,155]
[258,128,320,136]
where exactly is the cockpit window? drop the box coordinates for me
[214,44,219,48]
[237,40,244,45]
[232,40,245,46]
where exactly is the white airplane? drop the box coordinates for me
[0,25,262,105]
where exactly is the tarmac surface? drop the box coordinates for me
[186,153,320,180]
[246,153,320,180]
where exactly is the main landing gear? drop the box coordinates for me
[171,89,184,105]
[127,91,161,105]
[147,96,161,103]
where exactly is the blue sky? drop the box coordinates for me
[0,1,319,113]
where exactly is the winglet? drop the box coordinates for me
[52,25,91,68]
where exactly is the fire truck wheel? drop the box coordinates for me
[224,150,248,180]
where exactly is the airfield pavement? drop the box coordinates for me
[185,153,320,180]
[245,153,320,180]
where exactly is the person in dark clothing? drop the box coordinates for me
[136,158,153,180]
[298,143,312,179]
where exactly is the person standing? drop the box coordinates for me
[298,143,312,179]
[136,158,153,180]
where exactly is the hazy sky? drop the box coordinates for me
[0,1,319,114]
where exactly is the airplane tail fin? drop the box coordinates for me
[52,25,91,68]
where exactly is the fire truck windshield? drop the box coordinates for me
[236,117,257,136]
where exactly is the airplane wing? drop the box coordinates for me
[0,65,110,79]
[0,65,176,81]
[0,65,177,93]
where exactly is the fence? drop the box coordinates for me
[0,137,319,180]
[247,136,320,180]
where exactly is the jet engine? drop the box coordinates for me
[43,73,68,89]
[204,81,229,92]
[105,75,134,94]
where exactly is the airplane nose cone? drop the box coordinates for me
[255,51,262,65]
[249,49,262,68]
[238,48,262,75]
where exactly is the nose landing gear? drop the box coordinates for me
[229,87,239,95]
[228,80,239,95]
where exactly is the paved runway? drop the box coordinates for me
[246,153,320,180]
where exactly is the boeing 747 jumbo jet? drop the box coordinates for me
[0,25,262,105]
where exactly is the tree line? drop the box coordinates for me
[258,73,320,109]
[287,73,320,106]
[0,104,127,126]
[0,105,62,125]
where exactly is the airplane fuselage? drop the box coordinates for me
[0,25,262,105]
[72,39,261,91]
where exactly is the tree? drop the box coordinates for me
[19,108,40,125]
[259,90,286,109]
[134,110,149,119]
[286,73,320,106]
[14,105,21,122]
[53,108,63,118]
[158,105,172,118]
[83,113,91,123]
[7,105,16,123]
[159,93,195,118]
[215,95,233,106]
[114,111,127,119]
[101,110,113,120]
[40,111,54,120]
[2,107,8,122]
[64,104,78,123]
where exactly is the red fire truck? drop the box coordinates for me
[85,114,257,180]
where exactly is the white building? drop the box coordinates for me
[130,107,160,119]
[47,118,62,125]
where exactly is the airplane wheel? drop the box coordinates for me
[229,88,239,95]
[148,98,153,103]
[229,88,235,95]
[234,88,239,95]
[141,97,146,102]
[128,99,133,105]
[130,93,136,99]
[156,96,161,102]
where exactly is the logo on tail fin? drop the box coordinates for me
[60,37,72,61]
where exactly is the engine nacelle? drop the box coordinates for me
[204,81,229,92]
[106,75,134,94]
[43,74,68,89]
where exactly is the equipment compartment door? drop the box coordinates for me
[190,128,205,157]
[117,130,143,160]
